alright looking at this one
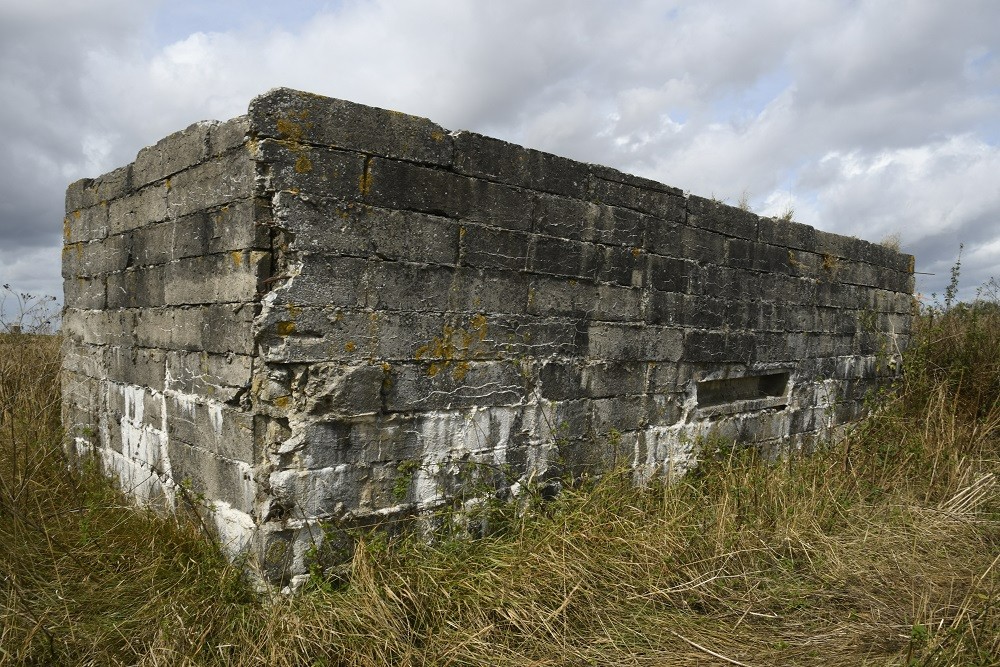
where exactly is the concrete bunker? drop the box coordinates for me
[61,88,914,584]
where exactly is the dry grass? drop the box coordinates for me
[1,300,998,666]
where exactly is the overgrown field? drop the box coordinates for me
[1,299,998,666]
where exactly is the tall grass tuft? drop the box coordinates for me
[1,288,998,665]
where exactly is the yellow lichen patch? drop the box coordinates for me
[73,210,81,219]
[415,325,458,361]
[276,118,305,142]
[451,361,470,382]
[164,178,171,191]
[286,303,302,318]
[273,395,291,409]
[276,321,296,336]
[63,217,71,239]
[631,247,642,257]
[231,251,244,267]
[344,341,356,353]
[431,131,445,142]
[294,154,313,174]
[459,226,467,238]
[469,313,488,341]
[358,169,373,196]
[416,315,493,379]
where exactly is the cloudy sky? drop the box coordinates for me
[2,0,998,317]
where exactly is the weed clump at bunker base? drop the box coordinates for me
[2,300,999,666]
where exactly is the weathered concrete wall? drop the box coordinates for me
[62,87,914,585]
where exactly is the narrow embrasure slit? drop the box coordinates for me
[696,372,789,408]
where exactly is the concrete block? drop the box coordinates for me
[166,350,253,401]
[370,310,441,361]
[371,207,458,266]
[133,308,196,352]
[131,199,266,267]
[686,195,757,240]
[683,330,754,364]
[451,268,530,315]
[294,362,385,418]
[208,116,249,157]
[597,245,645,287]
[62,234,130,278]
[268,464,361,519]
[109,183,169,234]
[538,360,584,401]
[645,289,684,326]
[364,261,454,312]
[133,121,211,188]
[592,205,647,248]
[109,346,166,390]
[167,439,256,512]
[163,253,264,305]
[528,236,599,280]
[257,139,367,201]
[61,371,102,413]
[273,255,367,309]
[461,224,529,271]
[106,265,166,309]
[166,150,255,219]
[582,361,649,397]
[259,307,382,362]
[62,340,107,379]
[249,87,453,166]
[527,276,598,318]
[166,397,256,464]
[644,217,683,256]
[678,226,726,264]
[590,284,643,322]
[813,229,851,259]
[63,275,107,310]
[757,216,817,251]
[204,304,256,356]
[64,204,109,244]
[589,167,684,219]
[271,193,371,257]
[63,308,136,346]
[648,254,698,293]
[533,194,596,242]
[728,239,791,273]
[93,166,133,205]
[453,131,589,197]
[366,158,533,231]
[587,323,683,361]
[592,396,646,434]
[475,315,579,358]
[289,417,422,468]
[384,360,526,411]
[683,295,727,330]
